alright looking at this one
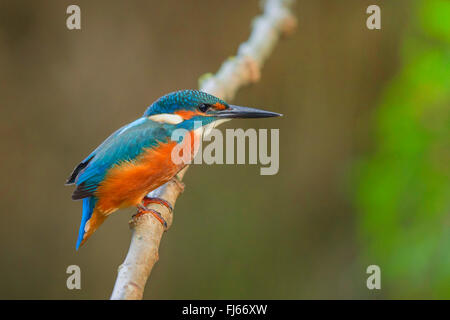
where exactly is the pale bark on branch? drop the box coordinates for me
[110,0,296,300]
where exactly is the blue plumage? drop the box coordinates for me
[76,197,97,250]
[72,118,175,200]
[72,119,177,249]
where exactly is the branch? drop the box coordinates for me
[110,0,296,300]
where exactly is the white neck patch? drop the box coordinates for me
[148,113,184,124]
[194,119,230,139]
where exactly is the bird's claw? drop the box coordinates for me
[142,196,173,212]
[136,196,172,230]
[134,207,168,230]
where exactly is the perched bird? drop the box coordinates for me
[67,90,281,249]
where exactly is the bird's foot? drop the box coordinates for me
[134,205,168,229]
[142,196,173,212]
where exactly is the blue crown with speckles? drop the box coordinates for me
[144,90,228,116]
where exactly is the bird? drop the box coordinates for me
[67,90,281,249]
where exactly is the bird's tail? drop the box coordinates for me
[76,197,106,250]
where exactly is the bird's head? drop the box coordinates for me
[144,90,281,130]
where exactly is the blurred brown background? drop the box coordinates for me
[0,0,410,299]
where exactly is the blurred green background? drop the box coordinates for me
[0,0,448,299]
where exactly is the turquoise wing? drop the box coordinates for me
[68,117,175,200]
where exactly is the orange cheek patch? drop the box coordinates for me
[175,110,214,120]
[213,103,227,110]
[174,110,202,120]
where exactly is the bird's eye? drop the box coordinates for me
[198,104,210,113]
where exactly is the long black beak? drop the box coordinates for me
[216,105,282,119]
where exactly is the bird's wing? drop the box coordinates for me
[69,117,175,200]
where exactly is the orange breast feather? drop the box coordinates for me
[95,140,180,213]
[95,132,197,214]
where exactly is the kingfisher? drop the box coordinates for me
[67,90,281,249]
